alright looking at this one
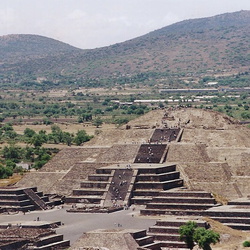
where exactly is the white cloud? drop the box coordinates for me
[0,0,249,49]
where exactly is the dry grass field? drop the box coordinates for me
[12,122,117,136]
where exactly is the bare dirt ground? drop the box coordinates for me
[205,218,250,250]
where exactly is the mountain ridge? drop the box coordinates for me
[0,10,249,86]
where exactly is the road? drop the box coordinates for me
[0,205,157,244]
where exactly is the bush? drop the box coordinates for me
[179,221,198,249]
[243,241,250,247]
[0,165,13,179]
[179,221,220,250]
[193,227,220,250]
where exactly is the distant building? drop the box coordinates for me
[206,81,218,85]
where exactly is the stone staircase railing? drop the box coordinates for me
[23,188,47,210]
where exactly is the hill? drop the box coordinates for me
[0,10,250,87]
[0,34,80,65]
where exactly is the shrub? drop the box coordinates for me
[243,241,250,247]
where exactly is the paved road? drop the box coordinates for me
[0,205,157,244]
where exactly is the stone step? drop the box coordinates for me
[159,241,188,249]
[155,220,205,227]
[88,174,112,182]
[19,205,36,212]
[0,187,37,195]
[131,229,147,239]
[134,179,183,189]
[0,194,27,200]
[148,233,181,241]
[137,241,162,250]
[136,171,180,182]
[152,197,216,204]
[205,210,250,218]
[33,239,70,250]
[140,208,205,216]
[146,202,214,210]
[149,226,180,234]
[0,199,33,207]
[228,201,250,206]
[80,181,108,189]
[36,234,63,247]
[138,165,176,175]
[96,169,112,174]
[159,190,213,198]
[130,196,153,205]
[210,216,250,224]
[23,189,47,210]
[41,196,49,202]
[65,195,103,204]
[223,223,250,230]
[132,189,162,197]
[72,189,106,196]
[136,235,155,246]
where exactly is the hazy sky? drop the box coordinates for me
[0,0,249,49]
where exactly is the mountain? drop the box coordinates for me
[0,34,80,64]
[0,10,249,86]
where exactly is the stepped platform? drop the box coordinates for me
[135,219,206,250]
[204,203,250,230]
[131,165,183,205]
[65,168,113,205]
[66,165,135,208]
[71,229,141,250]
[0,225,70,250]
[131,229,160,250]
[0,221,61,229]
[140,189,216,216]
[0,187,55,213]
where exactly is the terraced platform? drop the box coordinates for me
[0,187,55,213]
[140,189,217,217]
[0,221,70,250]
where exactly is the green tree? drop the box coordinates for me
[179,221,198,249]
[63,132,73,146]
[0,165,13,179]
[73,130,92,146]
[193,227,220,250]
[24,128,36,138]
[30,134,46,147]
[92,117,103,128]
[2,145,22,161]
[241,111,250,119]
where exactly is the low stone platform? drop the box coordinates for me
[0,220,61,229]
[0,222,70,250]
[0,187,55,213]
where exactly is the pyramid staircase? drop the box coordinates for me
[66,168,113,206]
[66,167,135,208]
[134,144,167,164]
[150,128,181,143]
[0,187,54,213]
[23,188,48,210]
[131,165,183,205]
